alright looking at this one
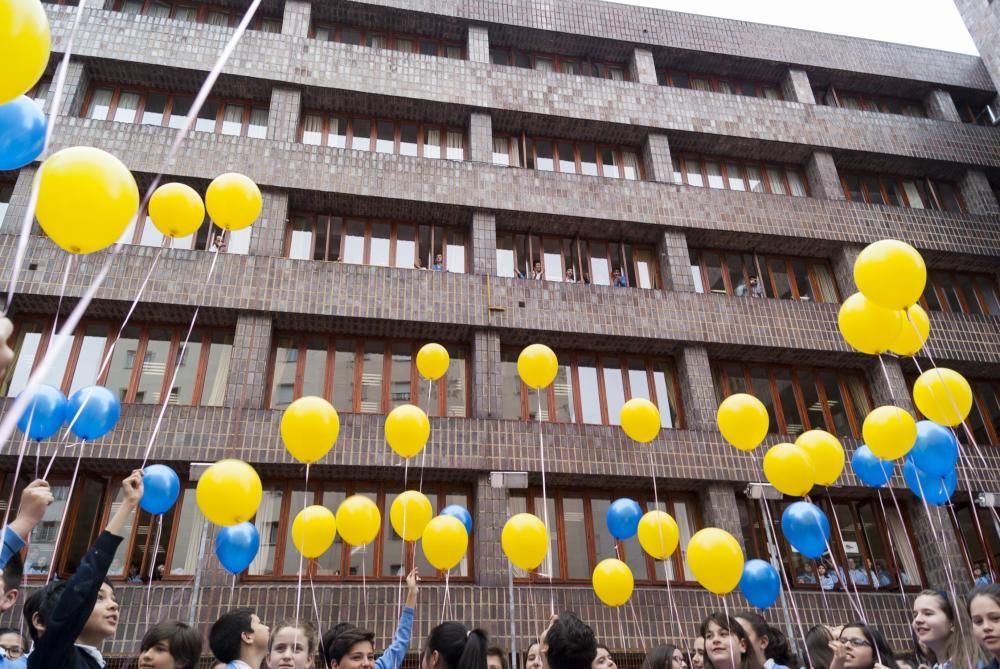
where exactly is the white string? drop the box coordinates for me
[294,464,310,652]
[535,390,555,616]
[45,447,83,584]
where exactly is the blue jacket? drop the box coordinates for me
[376,607,414,669]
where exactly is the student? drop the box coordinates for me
[818,563,840,591]
[420,622,488,669]
[592,645,616,669]
[524,643,543,669]
[323,568,419,669]
[803,625,835,669]
[208,608,270,669]
[530,262,543,280]
[137,621,202,669]
[847,558,870,586]
[0,628,26,668]
[267,620,320,669]
[542,612,597,669]
[487,647,508,669]
[700,613,763,669]
[734,612,795,669]
[611,269,627,287]
[690,637,705,669]
[25,470,143,669]
[431,254,444,271]
[828,622,895,669]
[641,644,688,669]
[911,589,980,669]
[968,584,1000,669]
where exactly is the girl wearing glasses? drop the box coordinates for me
[829,623,896,669]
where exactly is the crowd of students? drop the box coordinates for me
[0,475,999,669]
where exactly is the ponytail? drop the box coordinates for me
[457,629,489,669]
[423,622,489,669]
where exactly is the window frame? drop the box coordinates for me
[659,70,783,101]
[299,113,466,161]
[689,248,840,303]
[113,0,280,30]
[310,22,465,59]
[489,47,629,81]
[673,154,808,197]
[820,87,926,119]
[839,172,966,213]
[920,270,1000,316]
[495,135,643,181]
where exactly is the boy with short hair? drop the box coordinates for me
[208,607,270,669]
[25,470,143,669]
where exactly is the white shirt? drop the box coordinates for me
[228,662,254,669]
[76,644,105,668]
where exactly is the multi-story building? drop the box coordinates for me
[2,0,1000,665]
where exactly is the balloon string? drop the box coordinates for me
[145,513,164,629]
[309,571,326,660]
[1,417,33,534]
[722,594,737,669]
[874,489,916,628]
[646,450,683,641]
[228,572,236,609]
[42,440,80,481]
[822,495,868,621]
[1,0,90,317]
[294,463,310,642]
[661,562,684,643]
[139,250,219,469]
[51,255,74,335]
[418,378,431,494]
[616,605,627,656]
[397,461,409,620]
[535,390,554,616]
[46,446,83,584]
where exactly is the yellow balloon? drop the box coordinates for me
[889,305,930,357]
[763,443,815,497]
[0,0,51,104]
[854,239,927,310]
[416,343,450,381]
[838,292,904,355]
[913,368,973,427]
[620,398,661,443]
[35,147,140,254]
[422,515,468,571]
[205,173,262,231]
[592,558,634,607]
[717,393,769,451]
[517,344,558,389]
[501,513,548,571]
[292,505,337,559]
[863,406,917,460]
[385,404,430,459]
[280,396,340,464]
[335,495,381,546]
[196,459,262,526]
[637,510,679,560]
[794,430,845,486]
[390,490,433,542]
[149,183,205,239]
[686,528,744,595]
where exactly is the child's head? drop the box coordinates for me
[80,581,119,645]
[323,623,375,669]
[543,613,597,669]
[0,553,23,611]
[268,621,319,669]
[0,627,26,661]
[209,608,269,664]
[139,621,203,669]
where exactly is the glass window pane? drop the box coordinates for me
[787,170,808,197]
[634,248,657,289]
[167,488,206,575]
[690,252,705,293]
[400,123,418,157]
[342,219,365,264]
[333,340,356,413]
[87,88,114,120]
[227,227,251,255]
[797,370,825,431]
[705,160,724,189]
[578,356,601,424]
[221,104,245,136]
[774,368,805,437]
[445,348,466,418]
[446,131,464,160]
[270,336,298,409]
[563,497,588,578]
[501,352,524,420]
[749,367,778,434]
[280,489,311,575]
[685,158,704,187]
[316,489,346,576]
[552,363,575,423]
[820,372,852,438]
[395,224,416,269]
[200,332,231,406]
[168,95,193,130]
[601,148,620,179]
[60,478,104,576]
[936,182,963,212]
[381,491,406,577]
[446,230,466,273]
[423,128,441,159]
[627,360,650,401]
[588,242,611,286]
[956,275,983,315]
[496,233,515,278]
[112,91,140,123]
[557,142,576,174]
[340,28,361,45]
[68,325,107,395]
[389,343,413,411]
[247,108,267,139]
[195,100,218,133]
[603,358,625,426]
[535,141,554,172]
[768,258,793,299]
[703,252,726,294]
[766,166,787,195]
[349,490,377,576]
[369,222,391,266]
[302,114,323,145]
[359,342,384,414]
[976,276,1000,315]
[351,119,372,151]
[653,364,679,429]
[288,217,313,260]
[580,144,598,176]
[376,120,395,154]
[746,165,764,193]
[902,180,926,208]
[104,327,142,402]
[591,498,616,565]
[674,501,697,580]
[791,259,814,301]
[328,117,347,149]
[301,337,327,400]
[165,332,202,406]
[134,330,172,404]
[141,93,166,126]
[138,216,164,248]
[249,487,283,575]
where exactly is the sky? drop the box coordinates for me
[606,0,979,55]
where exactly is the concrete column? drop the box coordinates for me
[676,345,716,431]
[959,169,1000,215]
[467,25,490,64]
[805,151,845,200]
[281,0,311,38]
[656,230,694,292]
[266,87,302,143]
[628,48,658,85]
[642,133,674,184]
[474,473,508,586]
[249,189,288,258]
[923,89,961,122]
[473,329,503,419]
[831,244,861,300]
[224,313,274,408]
[699,484,745,544]
[472,211,497,276]
[57,59,89,117]
[865,357,915,413]
[909,503,969,588]
[469,112,493,164]
[781,68,815,104]
[1,168,37,235]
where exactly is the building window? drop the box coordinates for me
[25,78,51,111]
[300,113,465,161]
[839,172,965,212]
[951,501,1000,582]
[689,249,840,303]
[673,155,808,197]
[816,88,925,118]
[268,337,469,417]
[508,489,700,583]
[920,270,1000,316]
[501,349,682,428]
[907,375,999,447]
[659,70,782,100]
[0,177,14,224]
[712,362,872,439]
[0,320,233,407]
[311,23,464,59]
[494,135,641,180]
[113,0,281,31]
[286,215,467,273]
[490,48,628,81]
[959,102,996,126]
[115,210,250,255]
[739,496,923,591]
[496,232,659,288]
[83,85,268,138]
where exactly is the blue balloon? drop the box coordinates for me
[606,498,643,541]
[851,445,895,488]
[15,385,67,441]
[66,386,121,441]
[141,464,181,515]
[903,457,957,506]
[781,501,831,559]
[0,95,46,170]
[739,559,781,609]
[441,504,473,535]
[911,421,959,477]
[215,522,260,574]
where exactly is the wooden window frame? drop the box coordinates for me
[521,136,644,181]
[489,47,629,81]
[659,70,784,101]
[821,88,927,119]
[310,22,465,59]
[675,154,808,197]
[950,501,1000,579]
[299,113,466,161]
[113,0,279,30]
[840,171,966,213]
[689,248,840,303]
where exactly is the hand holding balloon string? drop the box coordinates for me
[405,568,419,608]
[107,469,144,538]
